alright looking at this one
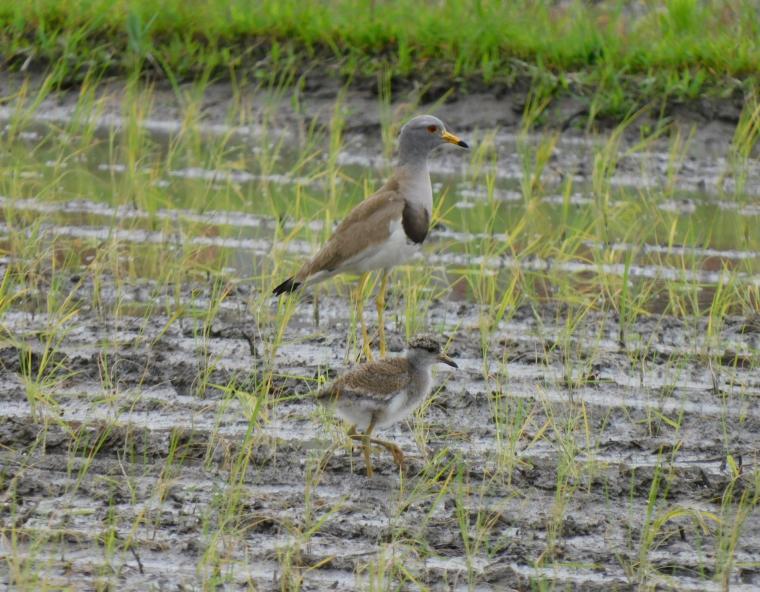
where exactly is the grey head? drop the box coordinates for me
[398,115,469,165]
[407,335,458,368]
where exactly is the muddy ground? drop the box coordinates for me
[0,270,758,590]
[0,72,751,159]
[1,75,759,590]
[3,72,759,207]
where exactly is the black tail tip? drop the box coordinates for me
[273,277,301,296]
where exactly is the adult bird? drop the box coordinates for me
[273,115,469,358]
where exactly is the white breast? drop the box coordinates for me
[376,369,432,428]
[345,219,421,273]
[339,163,432,274]
[378,391,410,427]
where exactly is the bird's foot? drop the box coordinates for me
[387,444,405,471]
[372,439,405,472]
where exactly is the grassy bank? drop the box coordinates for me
[1,1,758,118]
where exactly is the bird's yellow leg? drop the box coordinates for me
[362,433,373,477]
[349,417,377,477]
[348,419,404,474]
[356,272,373,361]
[369,437,405,469]
[375,269,389,358]
[346,436,404,472]
[346,424,358,453]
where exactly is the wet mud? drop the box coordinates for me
[0,72,756,193]
[1,75,759,590]
[0,272,758,590]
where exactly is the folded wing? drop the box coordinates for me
[296,188,406,283]
[318,358,411,408]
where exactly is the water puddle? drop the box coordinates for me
[1,109,758,591]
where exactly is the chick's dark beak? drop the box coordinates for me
[437,353,458,368]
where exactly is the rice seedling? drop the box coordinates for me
[0,52,759,590]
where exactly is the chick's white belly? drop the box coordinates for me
[335,390,414,431]
[343,223,421,273]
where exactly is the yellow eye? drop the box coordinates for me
[427,125,438,133]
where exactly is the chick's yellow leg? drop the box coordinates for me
[348,423,404,475]
[349,416,377,477]
[346,425,358,453]
[370,437,405,470]
[361,433,373,477]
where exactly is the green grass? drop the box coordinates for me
[1,1,759,119]
[0,70,759,590]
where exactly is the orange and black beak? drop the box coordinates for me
[437,353,458,368]
[441,130,469,149]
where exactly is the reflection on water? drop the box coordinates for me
[1,119,759,309]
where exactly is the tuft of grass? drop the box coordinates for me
[0,63,759,591]
[1,1,758,119]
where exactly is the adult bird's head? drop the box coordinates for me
[398,115,469,165]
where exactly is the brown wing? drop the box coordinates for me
[295,184,405,281]
[318,358,411,403]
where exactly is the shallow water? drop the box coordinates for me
[2,117,760,294]
[0,111,759,590]
[1,273,759,590]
